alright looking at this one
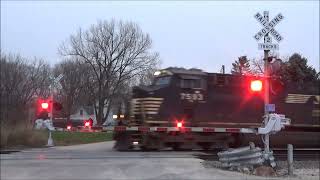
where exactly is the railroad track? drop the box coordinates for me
[273,149,320,161]
[2,148,318,161]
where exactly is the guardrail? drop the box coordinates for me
[218,142,276,168]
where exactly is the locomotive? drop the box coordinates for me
[112,67,320,151]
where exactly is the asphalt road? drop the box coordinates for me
[0,141,317,180]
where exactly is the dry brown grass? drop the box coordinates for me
[1,123,47,149]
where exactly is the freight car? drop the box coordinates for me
[109,67,320,150]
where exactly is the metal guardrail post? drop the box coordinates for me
[287,144,293,176]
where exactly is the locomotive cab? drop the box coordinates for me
[131,68,208,127]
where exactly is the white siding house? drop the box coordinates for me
[69,106,117,126]
[69,106,97,125]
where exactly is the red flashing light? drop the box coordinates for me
[250,80,263,92]
[41,102,49,109]
[84,121,90,127]
[177,122,183,128]
[67,125,72,130]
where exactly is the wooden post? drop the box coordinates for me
[287,144,293,176]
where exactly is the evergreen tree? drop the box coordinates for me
[279,53,319,83]
[231,56,251,75]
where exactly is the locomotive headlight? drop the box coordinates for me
[133,141,139,145]
[177,122,183,128]
[154,71,161,76]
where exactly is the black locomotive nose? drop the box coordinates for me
[132,85,163,98]
[133,85,150,97]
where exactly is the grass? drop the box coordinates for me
[51,131,113,146]
[1,122,113,149]
[1,124,48,149]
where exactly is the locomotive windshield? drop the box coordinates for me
[154,76,171,86]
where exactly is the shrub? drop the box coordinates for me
[1,123,47,149]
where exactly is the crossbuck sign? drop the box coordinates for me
[50,74,63,90]
[254,11,284,50]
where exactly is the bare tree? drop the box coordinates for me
[137,66,159,86]
[59,20,159,125]
[250,51,282,76]
[0,52,51,126]
[53,58,91,120]
[250,58,264,75]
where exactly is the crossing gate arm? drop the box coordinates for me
[102,126,258,134]
[103,113,290,134]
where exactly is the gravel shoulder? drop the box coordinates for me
[202,160,320,180]
[275,160,319,178]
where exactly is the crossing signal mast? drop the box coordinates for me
[49,74,63,122]
[254,10,284,153]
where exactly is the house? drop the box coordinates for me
[70,106,97,126]
[69,105,117,126]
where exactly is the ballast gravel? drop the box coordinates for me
[202,160,320,179]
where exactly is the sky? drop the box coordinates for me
[1,1,319,73]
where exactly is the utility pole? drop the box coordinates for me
[221,65,225,74]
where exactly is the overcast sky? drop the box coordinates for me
[1,1,319,73]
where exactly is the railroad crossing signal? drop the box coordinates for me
[48,74,63,120]
[253,10,285,154]
[254,11,284,50]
